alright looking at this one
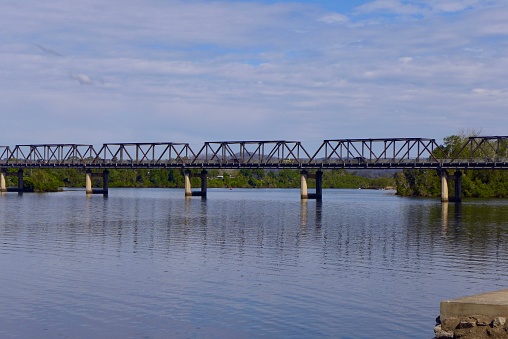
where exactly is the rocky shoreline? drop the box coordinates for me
[435,315,508,338]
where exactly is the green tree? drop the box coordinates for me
[24,169,61,192]
[396,131,508,198]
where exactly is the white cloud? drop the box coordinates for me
[355,0,426,16]
[70,73,94,86]
[319,13,349,24]
[430,0,482,13]
[471,88,504,96]
[0,0,507,144]
[355,0,494,17]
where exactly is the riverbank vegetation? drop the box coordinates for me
[396,132,508,198]
[3,168,395,192]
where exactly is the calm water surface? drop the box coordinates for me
[1,188,508,338]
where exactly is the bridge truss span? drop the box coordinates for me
[190,140,312,168]
[2,144,96,167]
[1,136,508,169]
[310,138,444,169]
[2,136,508,200]
[441,136,508,168]
[92,142,195,167]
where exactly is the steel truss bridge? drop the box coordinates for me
[1,136,508,170]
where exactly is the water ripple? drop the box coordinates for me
[1,189,508,337]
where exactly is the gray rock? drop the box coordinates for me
[434,324,454,339]
[492,316,506,328]
[441,317,460,331]
[472,315,490,326]
[457,319,476,329]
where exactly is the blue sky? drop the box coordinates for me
[1,0,507,147]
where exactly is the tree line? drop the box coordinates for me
[2,167,395,192]
[396,133,508,198]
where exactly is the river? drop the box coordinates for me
[0,188,507,338]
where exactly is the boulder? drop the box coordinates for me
[492,317,507,328]
[434,324,454,339]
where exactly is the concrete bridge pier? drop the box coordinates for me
[184,170,191,197]
[102,170,109,197]
[453,171,462,202]
[300,170,308,199]
[300,170,323,200]
[0,169,6,193]
[86,170,93,194]
[184,169,207,198]
[85,169,109,197]
[199,170,207,197]
[17,170,23,194]
[315,170,323,199]
[439,170,462,203]
[0,169,24,194]
[440,170,449,202]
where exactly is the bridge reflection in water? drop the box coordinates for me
[1,136,508,201]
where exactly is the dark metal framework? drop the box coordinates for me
[310,138,442,168]
[92,143,194,167]
[190,141,311,168]
[3,144,95,166]
[443,136,508,166]
[1,136,508,169]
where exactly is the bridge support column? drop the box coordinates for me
[199,170,207,197]
[440,170,463,203]
[185,169,207,198]
[102,170,109,197]
[17,169,23,195]
[184,170,192,197]
[452,171,462,203]
[86,170,93,194]
[0,170,6,193]
[300,170,308,199]
[301,170,323,200]
[1,169,24,194]
[315,170,323,200]
[85,170,108,196]
[440,170,449,203]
